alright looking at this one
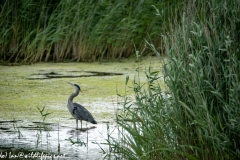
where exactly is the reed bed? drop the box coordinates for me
[106,0,240,159]
[0,0,181,63]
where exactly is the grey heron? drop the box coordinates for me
[67,82,97,130]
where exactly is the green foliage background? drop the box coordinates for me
[0,0,181,63]
[105,0,240,159]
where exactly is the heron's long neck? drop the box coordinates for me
[68,89,79,103]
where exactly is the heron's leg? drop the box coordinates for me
[76,119,78,130]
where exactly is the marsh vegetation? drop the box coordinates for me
[0,0,178,63]
[0,0,240,159]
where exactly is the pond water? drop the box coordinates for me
[0,58,164,159]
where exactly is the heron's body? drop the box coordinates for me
[67,82,97,129]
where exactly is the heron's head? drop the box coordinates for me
[68,82,81,91]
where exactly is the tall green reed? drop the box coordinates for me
[0,0,181,63]
[162,0,240,158]
[105,0,240,159]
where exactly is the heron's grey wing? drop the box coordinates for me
[73,103,97,124]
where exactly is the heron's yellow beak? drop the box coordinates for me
[68,82,81,92]
[67,82,74,86]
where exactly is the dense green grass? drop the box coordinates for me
[106,0,240,159]
[0,0,181,63]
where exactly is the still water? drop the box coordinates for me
[0,58,163,159]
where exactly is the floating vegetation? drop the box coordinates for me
[27,71,124,80]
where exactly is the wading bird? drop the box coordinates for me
[67,82,97,130]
